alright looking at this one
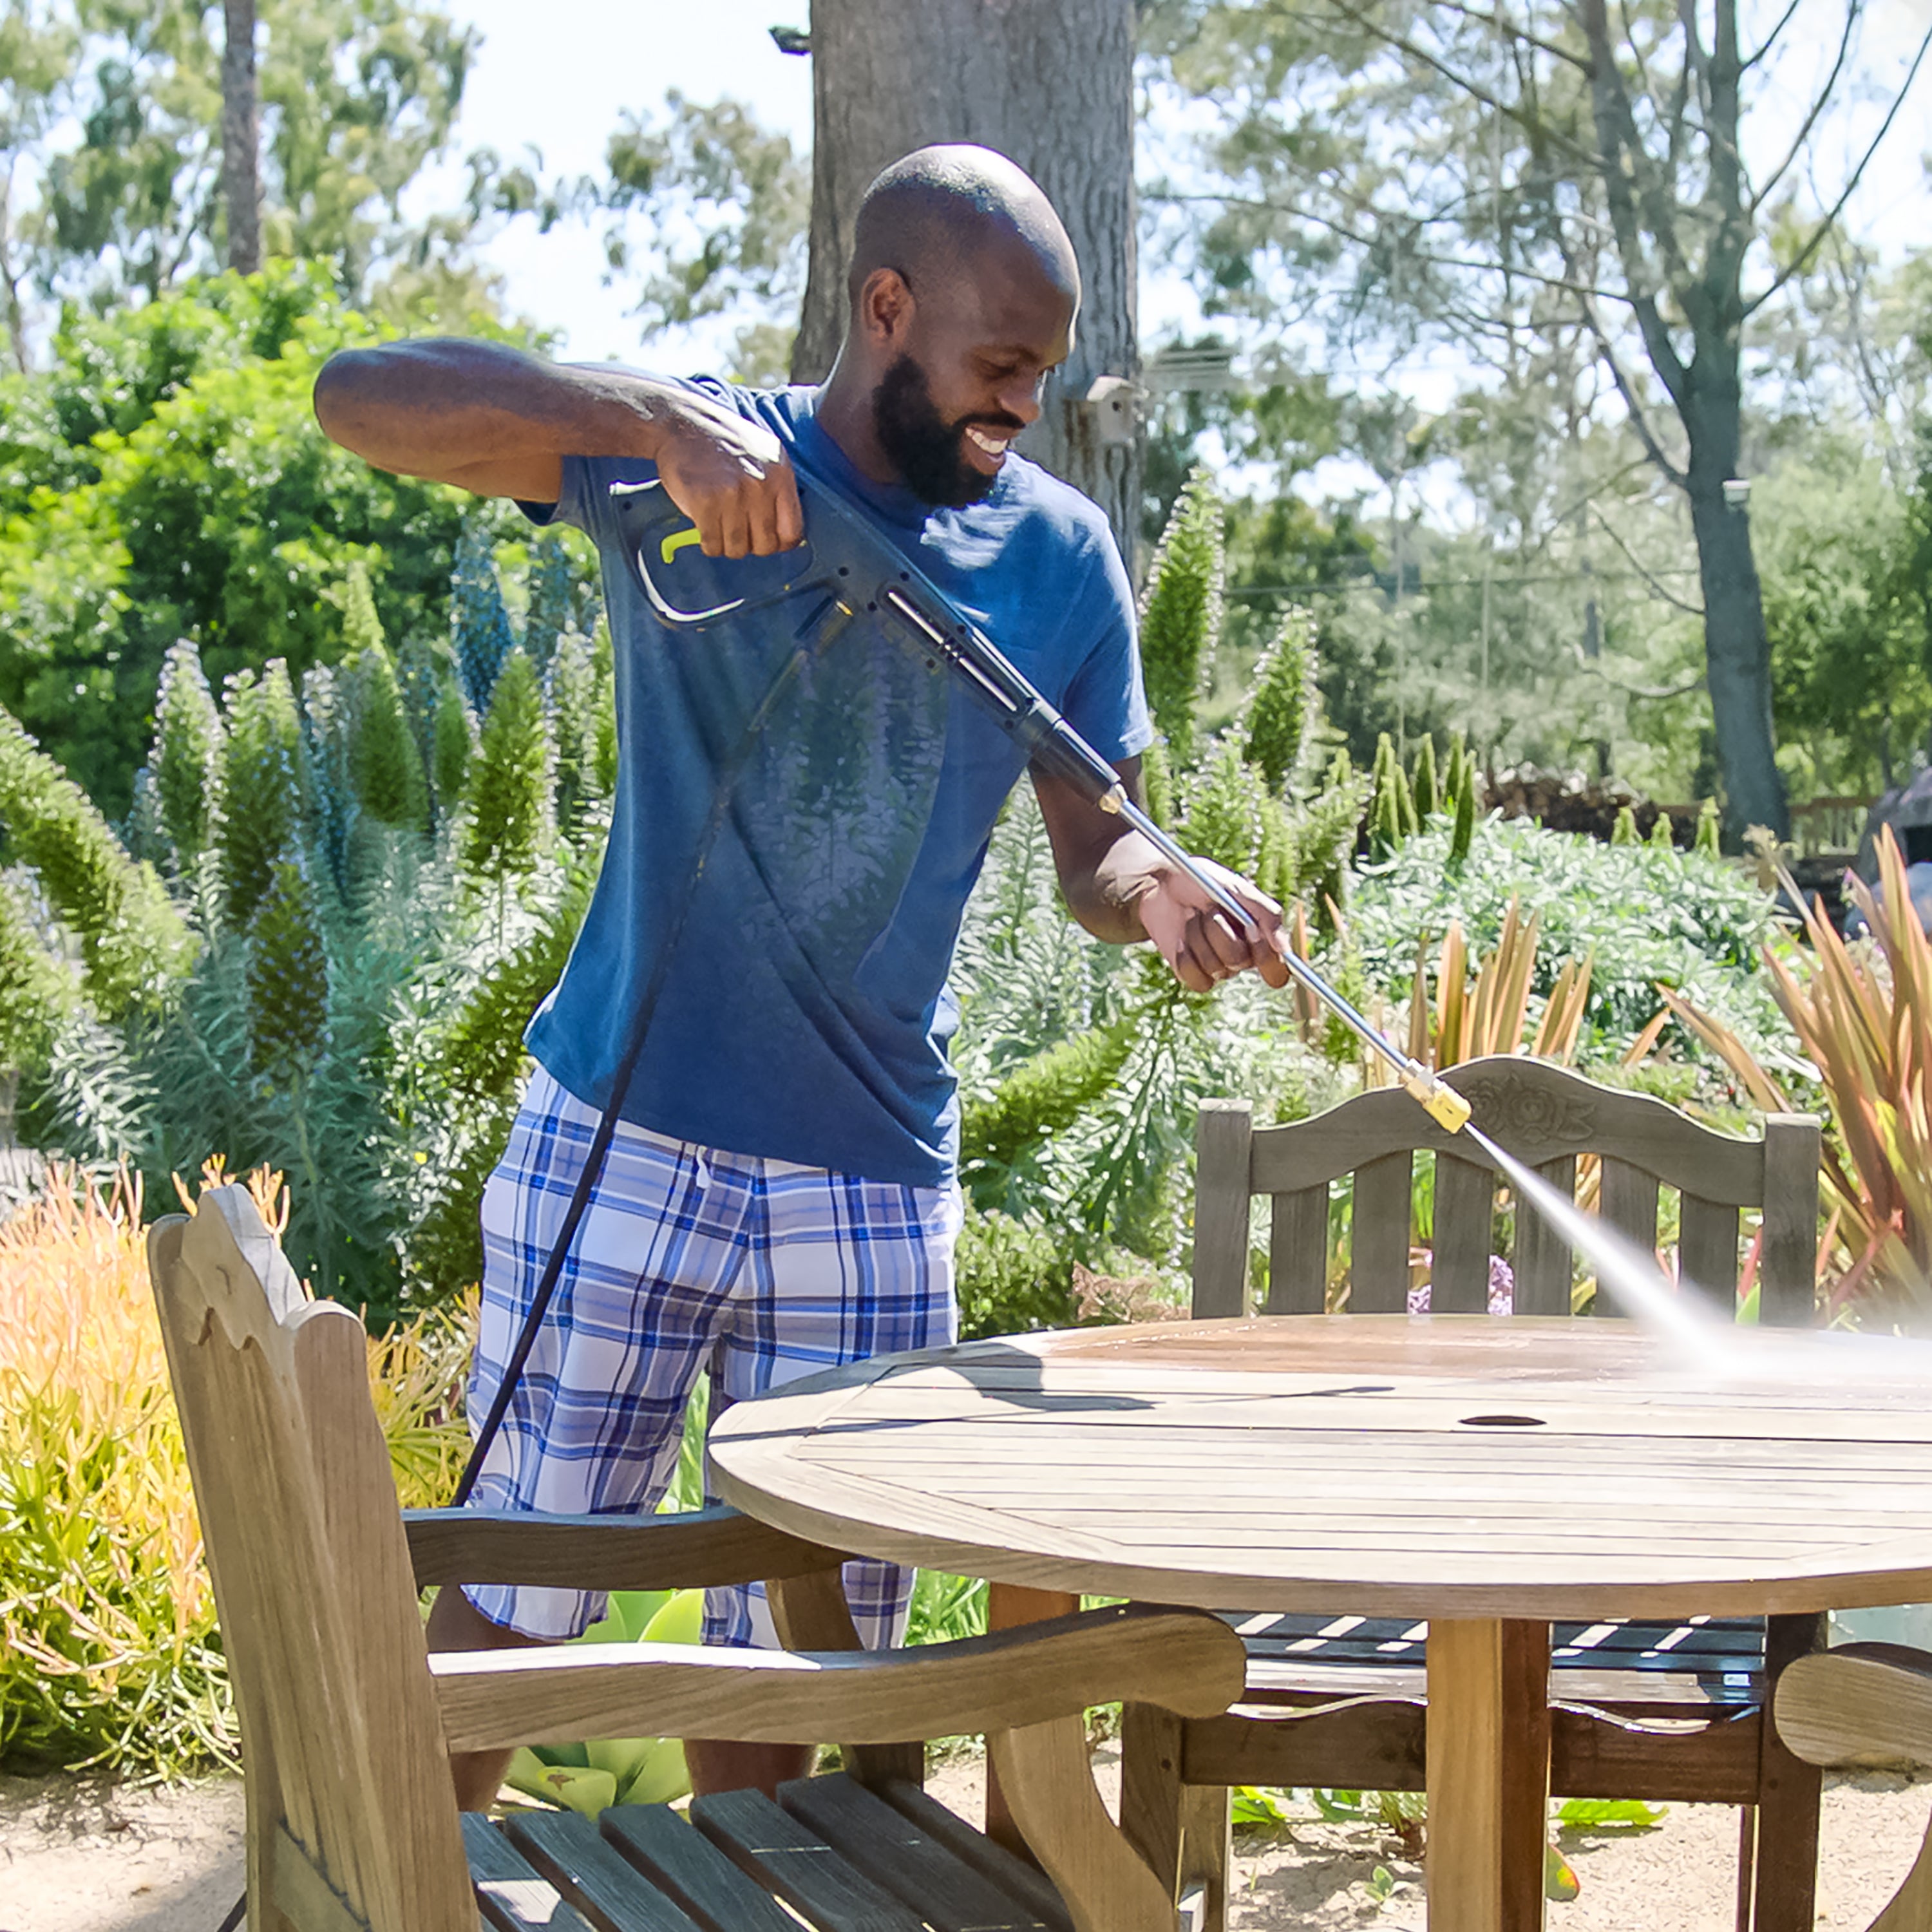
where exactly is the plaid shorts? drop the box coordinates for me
[462,1066,960,1645]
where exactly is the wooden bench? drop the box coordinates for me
[1123,1054,1825,1932]
[149,1184,1247,1932]
[1777,1644,1932,1930]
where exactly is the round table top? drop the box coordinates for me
[707,1316,1932,1619]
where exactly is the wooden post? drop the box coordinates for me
[985,1582,1083,1857]
[1425,1617,1551,1932]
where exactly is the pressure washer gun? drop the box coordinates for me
[621,462,1473,1138]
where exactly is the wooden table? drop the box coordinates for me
[708,1316,1932,1930]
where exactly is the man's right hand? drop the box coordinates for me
[653,392,804,559]
[312,341,803,556]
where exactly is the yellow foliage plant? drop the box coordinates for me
[1669,829,1932,1316]
[0,1161,469,1776]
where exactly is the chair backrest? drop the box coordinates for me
[148,1188,475,1932]
[1193,1054,1822,1327]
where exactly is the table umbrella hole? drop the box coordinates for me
[1459,1413,1548,1428]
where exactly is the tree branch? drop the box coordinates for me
[1748,3,1857,214]
[1575,283,1689,487]
[1570,640,1706,699]
[1743,0,1806,71]
[1416,0,1593,73]
[1744,17,1932,317]
[1590,506,1706,614]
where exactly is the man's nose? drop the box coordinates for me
[998,374,1045,428]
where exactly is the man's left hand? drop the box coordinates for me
[1131,852,1292,994]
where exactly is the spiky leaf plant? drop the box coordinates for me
[0,707,191,1016]
[1696,799,1721,855]
[1448,770,1477,871]
[961,1020,1135,1195]
[452,519,517,716]
[522,535,573,674]
[217,664,304,929]
[1242,612,1314,795]
[152,641,223,867]
[591,623,619,799]
[296,664,355,902]
[431,671,475,821]
[461,649,551,882]
[547,630,602,835]
[346,639,430,833]
[342,558,385,658]
[1184,740,1269,878]
[1411,735,1439,820]
[0,876,72,1070]
[1137,469,1222,766]
[247,858,328,1077]
[1611,804,1639,846]
[1650,811,1677,850]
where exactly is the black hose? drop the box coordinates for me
[452,606,841,1508]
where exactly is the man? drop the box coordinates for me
[314,144,1289,1807]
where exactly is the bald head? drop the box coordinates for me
[848,145,1079,312]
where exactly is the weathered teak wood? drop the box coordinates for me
[705,1316,1932,1932]
[1425,1619,1551,1932]
[1191,1099,1254,1318]
[1170,1058,1831,1932]
[403,1504,850,1591]
[1776,1644,1932,1931]
[148,1184,1249,1932]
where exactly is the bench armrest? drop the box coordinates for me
[402,1502,849,1591]
[1775,1643,1932,1768]
[429,1602,1245,1754]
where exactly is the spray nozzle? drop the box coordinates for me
[1401,1066,1473,1135]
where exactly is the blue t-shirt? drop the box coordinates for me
[523,379,1150,1189]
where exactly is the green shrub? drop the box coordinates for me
[462,649,551,882]
[1138,468,1222,765]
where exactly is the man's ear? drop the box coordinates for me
[856,267,915,349]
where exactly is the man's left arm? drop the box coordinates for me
[1034,760,1293,996]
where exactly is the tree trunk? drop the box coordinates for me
[221,0,261,274]
[1683,363,1788,842]
[794,0,1139,555]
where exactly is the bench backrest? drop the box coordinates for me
[148,1188,475,1932]
[1193,1054,1821,1326]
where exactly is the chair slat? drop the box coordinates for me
[1265,1186,1327,1315]
[1679,1196,1741,1315]
[1511,1156,1577,1317]
[1431,1155,1494,1312]
[1598,1159,1660,1267]
[692,1788,928,1932]
[465,1816,599,1932]
[781,1774,1050,1932]
[1761,1114,1824,1329]
[875,1779,1074,1932]
[600,1805,801,1932]
[1349,1152,1413,1312]
[504,1811,706,1932]
[1193,1100,1255,1318]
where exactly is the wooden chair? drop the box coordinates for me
[149,1184,1247,1932]
[1777,1645,1932,1931]
[1121,1054,1824,1932]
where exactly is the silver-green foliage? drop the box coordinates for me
[461,648,551,882]
[152,641,223,865]
[218,663,305,928]
[1138,468,1223,765]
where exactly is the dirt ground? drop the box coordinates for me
[3,1757,1927,1931]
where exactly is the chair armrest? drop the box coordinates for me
[1775,1643,1932,1768]
[402,1502,849,1590]
[430,1602,1245,1755]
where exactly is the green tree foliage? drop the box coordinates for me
[151,637,223,864]
[28,0,479,309]
[0,267,505,811]
[1137,468,1222,765]
[246,857,327,1076]
[217,661,303,927]
[460,647,549,881]
[594,90,809,380]
[0,705,189,1016]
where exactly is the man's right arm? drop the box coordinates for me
[312,339,802,558]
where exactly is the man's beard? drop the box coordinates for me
[872,355,1020,509]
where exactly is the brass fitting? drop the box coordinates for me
[1401,1066,1473,1135]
